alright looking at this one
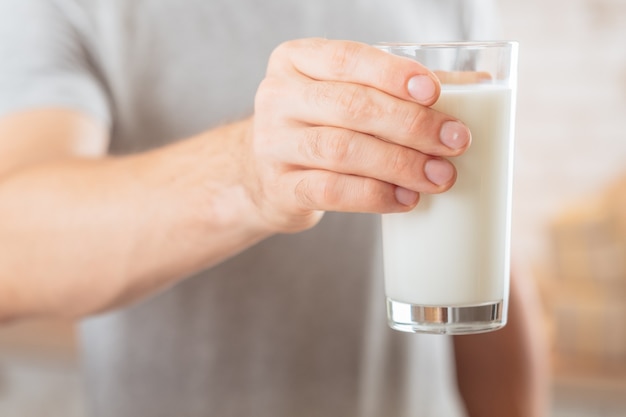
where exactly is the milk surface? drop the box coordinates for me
[383,85,514,306]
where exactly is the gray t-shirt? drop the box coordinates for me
[0,1,495,416]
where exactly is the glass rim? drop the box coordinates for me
[375,40,518,50]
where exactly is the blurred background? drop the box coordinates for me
[503,0,626,415]
[1,0,625,416]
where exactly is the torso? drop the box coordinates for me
[70,1,491,415]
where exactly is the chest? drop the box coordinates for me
[85,0,463,151]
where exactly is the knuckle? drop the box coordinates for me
[297,173,342,209]
[294,177,318,209]
[337,86,377,122]
[302,128,356,167]
[389,147,415,176]
[306,37,331,52]
[255,76,299,120]
[338,86,365,118]
[326,131,355,164]
[307,81,379,124]
[400,105,430,137]
[269,38,329,74]
[375,58,400,87]
[301,128,326,161]
[307,81,335,108]
[328,41,363,78]
[275,39,294,53]
[321,175,342,207]
[268,40,298,68]
[360,177,388,206]
[255,77,282,109]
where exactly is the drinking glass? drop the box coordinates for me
[378,42,518,334]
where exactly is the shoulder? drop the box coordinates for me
[0,0,111,126]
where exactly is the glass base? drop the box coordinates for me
[386,298,504,335]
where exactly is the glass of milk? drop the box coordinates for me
[377,42,518,334]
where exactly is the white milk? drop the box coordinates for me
[382,85,514,306]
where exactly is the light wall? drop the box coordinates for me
[500,0,626,263]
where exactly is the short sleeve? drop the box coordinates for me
[0,0,111,126]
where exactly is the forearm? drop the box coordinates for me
[0,39,475,322]
[0,120,270,321]
[453,270,551,417]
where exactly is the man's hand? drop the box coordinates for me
[244,38,471,233]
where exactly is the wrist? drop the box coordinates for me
[135,120,275,272]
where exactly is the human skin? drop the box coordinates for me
[0,37,548,417]
[0,38,470,320]
[454,268,551,417]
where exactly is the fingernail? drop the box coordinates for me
[407,75,437,103]
[424,159,455,186]
[395,187,419,206]
[440,121,471,150]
